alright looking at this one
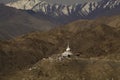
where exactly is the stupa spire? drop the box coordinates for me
[66,41,70,51]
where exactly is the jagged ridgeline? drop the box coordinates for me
[0,0,120,80]
[0,14,120,80]
[6,0,120,23]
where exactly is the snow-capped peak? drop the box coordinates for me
[6,0,42,10]
[5,0,120,23]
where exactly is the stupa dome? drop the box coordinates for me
[62,42,73,57]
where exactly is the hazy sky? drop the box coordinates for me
[0,0,101,4]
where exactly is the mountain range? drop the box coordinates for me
[0,0,120,79]
[6,0,120,23]
[0,0,120,40]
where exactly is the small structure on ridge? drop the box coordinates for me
[61,42,73,57]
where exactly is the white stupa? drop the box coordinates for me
[62,42,73,57]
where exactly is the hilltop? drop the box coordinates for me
[0,14,120,80]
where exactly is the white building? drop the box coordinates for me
[62,42,73,57]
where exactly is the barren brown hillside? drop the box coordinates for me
[0,4,57,40]
[0,15,120,80]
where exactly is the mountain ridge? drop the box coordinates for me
[0,14,120,80]
[0,4,57,40]
[0,14,120,74]
[6,0,120,23]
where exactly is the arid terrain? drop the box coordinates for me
[0,14,120,80]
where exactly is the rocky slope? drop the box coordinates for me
[4,57,120,80]
[6,0,120,23]
[0,4,57,40]
[0,14,120,77]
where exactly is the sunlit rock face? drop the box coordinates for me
[6,0,120,23]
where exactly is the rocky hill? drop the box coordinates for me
[4,57,120,80]
[0,14,120,80]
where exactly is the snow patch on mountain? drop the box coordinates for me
[6,0,41,10]
[5,0,120,23]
